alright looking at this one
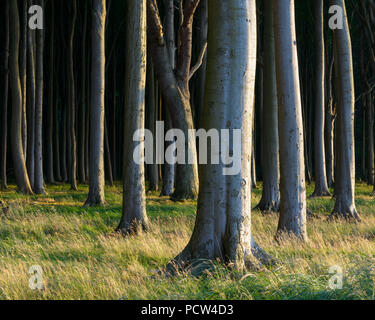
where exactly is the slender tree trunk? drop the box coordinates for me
[34,0,45,194]
[170,0,272,272]
[20,0,27,158]
[46,0,55,184]
[1,0,10,190]
[9,0,33,194]
[117,0,149,234]
[312,0,330,197]
[274,0,308,241]
[104,114,113,186]
[85,0,106,206]
[26,0,36,189]
[330,0,360,221]
[78,1,88,184]
[257,0,280,213]
[325,54,335,187]
[68,0,78,191]
[160,0,176,197]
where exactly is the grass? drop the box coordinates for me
[0,182,375,300]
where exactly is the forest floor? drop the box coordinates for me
[0,182,375,300]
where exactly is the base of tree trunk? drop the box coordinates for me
[84,198,106,207]
[330,200,361,222]
[255,199,280,214]
[171,189,198,202]
[165,238,275,276]
[310,189,331,198]
[116,219,149,236]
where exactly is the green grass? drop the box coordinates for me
[0,182,375,300]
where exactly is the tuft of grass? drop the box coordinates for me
[0,182,374,300]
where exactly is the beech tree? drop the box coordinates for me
[117,0,149,234]
[170,0,272,271]
[9,0,33,194]
[85,0,106,206]
[274,0,307,240]
[330,0,360,221]
[1,0,9,190]
[257,0,280,213]
[147,0,200,201]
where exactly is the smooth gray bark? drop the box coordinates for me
[312,0,330,197]
[85,0,106,206]
[257,0,280,213]
[170,0,272,272]
[34,0,45,195]
[117,0,149,234]
[274,0,308,241]
[330,0,360,221]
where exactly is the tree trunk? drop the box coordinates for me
[160,0,176,197]
[9,0,33,194]
[257,0,280,213]
[46,0,55,184]
[147,0,199,201]
[68,0,78,191]
[34,0,46,194]
[330,0,360,221]
[20,0,27,158]
[78,1,88,185]
[117,0,149,234]
[85,0,106,206]
[274,0,308,241]
[170,0,272,272]
[312,0,330,197]
[26,0,36,189]
[1,0,9,190]
[325,54,335,188]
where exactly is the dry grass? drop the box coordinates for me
[0,182,374,300]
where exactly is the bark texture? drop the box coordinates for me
[117,0,149,234]
[274,0,308,241]
[85,0,106,206]
[330,0,360,221]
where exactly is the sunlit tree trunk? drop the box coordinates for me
[330,0,360,221]
[170,0,272,271]
[274,0,307,241]
[117,0,149,234]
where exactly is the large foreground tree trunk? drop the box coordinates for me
[312,0,330,197]
[9,0,33,194]
[117,0,149,234]
[274,0,308,241]
[257,0,280,213]
[85,0,106,206]
[330,0,360,221]
[170,0,272,272]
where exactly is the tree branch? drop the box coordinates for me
[189,41,207,80]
